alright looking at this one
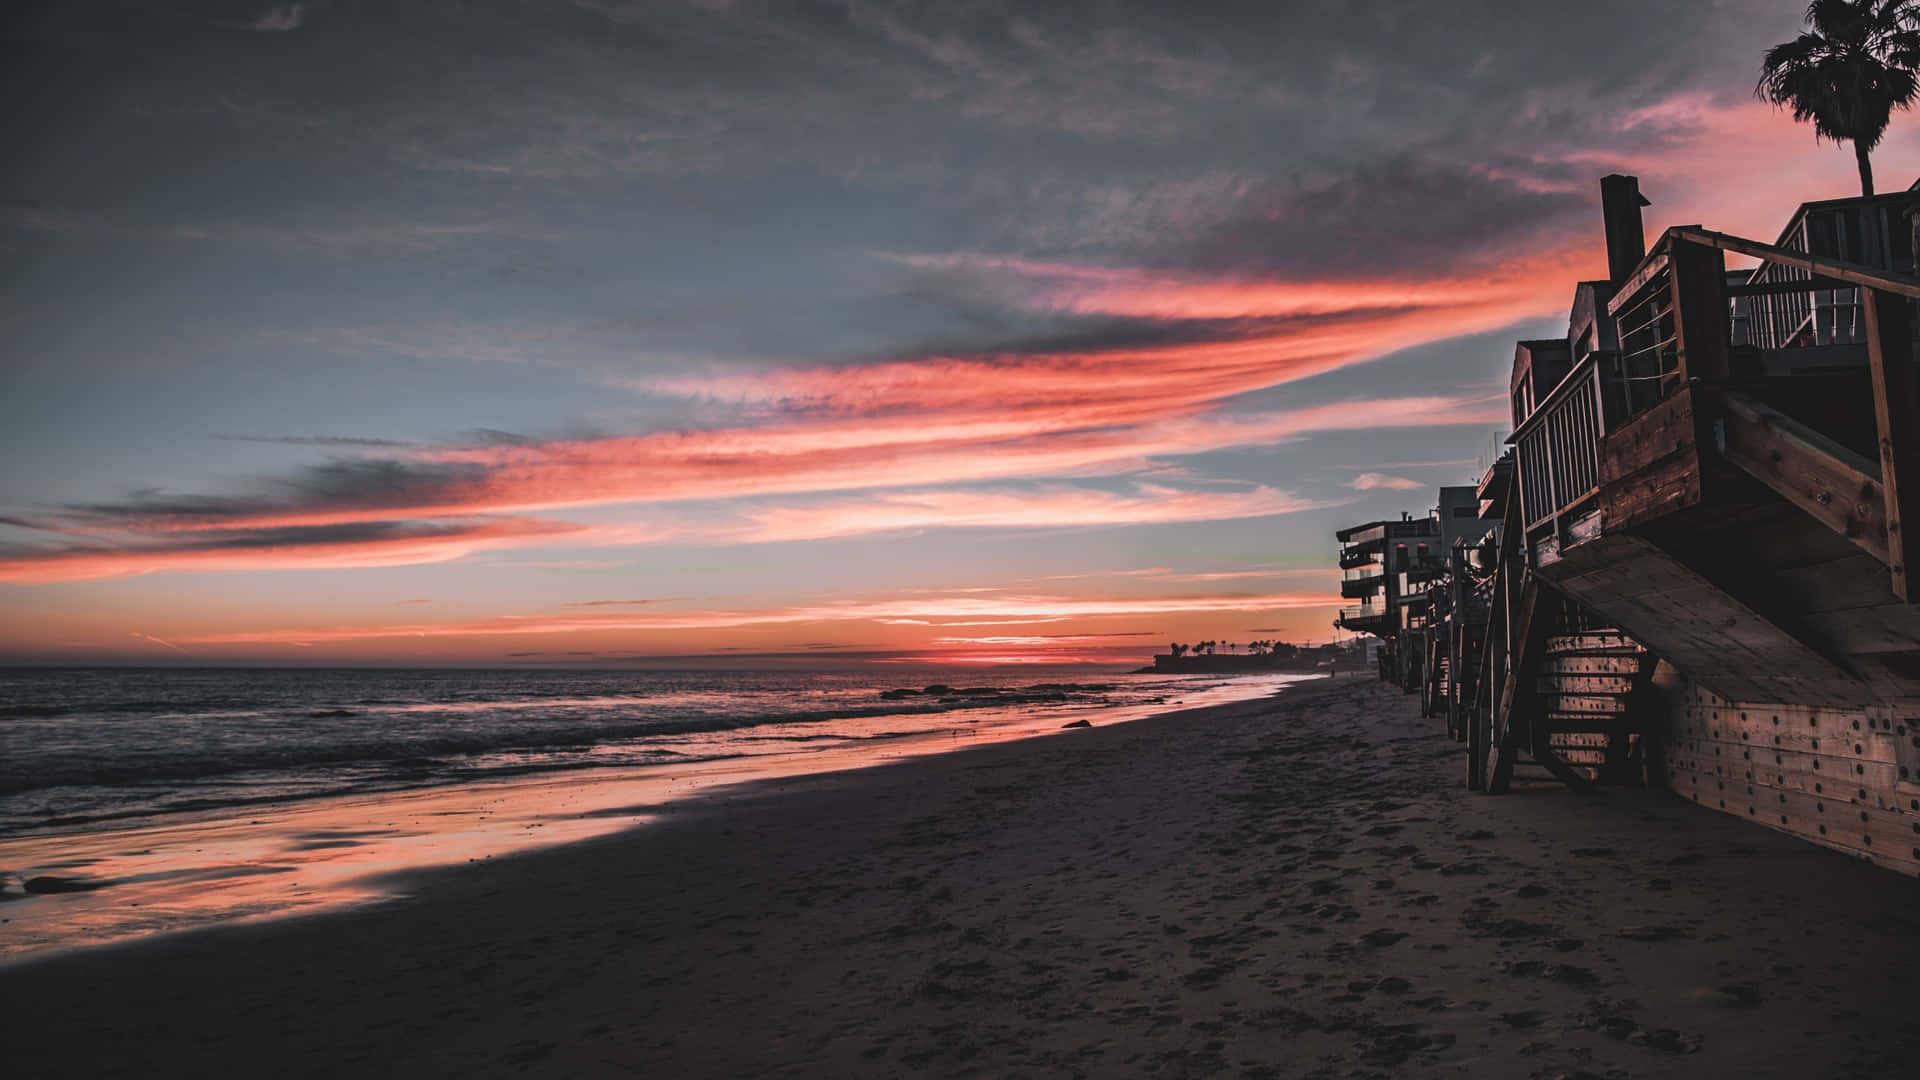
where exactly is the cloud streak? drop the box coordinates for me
[179,589,1344,646]
[1352,473,1424,491]
[0,384,1500,583]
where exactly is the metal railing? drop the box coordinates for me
[1511,354,1604,531]
[1612,262,1679,417]
[1337,605,1386,625]
[1338,546,1378,570]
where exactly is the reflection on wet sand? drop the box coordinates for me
[0,675,1298,962]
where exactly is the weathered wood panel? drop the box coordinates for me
[1718,390,1889,563]
[1599,389,1703,531]
[1541,532,1872,705]
[1544,633,1642,655]
[1540,655,1643,675]
[1537,673,1636,695]
[1657,677,1920,876]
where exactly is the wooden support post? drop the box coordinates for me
[1447,549,1465,741]
[1489,576,1536,795]
[1864,286,1920,601]
[1488,574,1548,796]
[1485,736,1516,795]
[1667,237,1731,385]
[1424,630,1444,718]
[1467,614,1492,791]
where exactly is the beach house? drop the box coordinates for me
[1438,173,1920,875]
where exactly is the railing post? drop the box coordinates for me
[1864,286,1920,600]
[1668,237,1730,385]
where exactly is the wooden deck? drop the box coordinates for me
[1416,177,1920,874]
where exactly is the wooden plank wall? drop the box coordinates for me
[1661,676,1920,876]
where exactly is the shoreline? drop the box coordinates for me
[0,672,1305,964]
[14,674,1920,1078]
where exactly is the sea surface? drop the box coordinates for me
[0,664,1303,960]
[0,664,1269,838]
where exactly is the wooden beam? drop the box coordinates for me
[1718,391,1891,565]
[1528,740,1598,794]
[1724,275,1855,298]
[1670,226,1920,301]
[1606,250,1669,318]
[1863,287,1920,601]
[1668,238,1730,385]
[1488,574,1549,795]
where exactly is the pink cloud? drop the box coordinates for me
[728,484,1330,543]
[1351,472,1424,491]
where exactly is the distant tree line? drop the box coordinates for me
[1167,639,1305,658]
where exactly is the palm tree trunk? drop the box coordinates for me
[1857,140,1876,197]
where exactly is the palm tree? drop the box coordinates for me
[1759,0,1920,196]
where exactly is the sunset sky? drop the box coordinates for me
[7,0,1920,665]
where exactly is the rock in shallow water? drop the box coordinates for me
[1061,719,1092,729]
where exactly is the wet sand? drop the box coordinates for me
[12,675,1920,1078]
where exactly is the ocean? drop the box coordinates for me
[0,664,1270,838]
[0,664,1300,959]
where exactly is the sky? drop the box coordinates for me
[6,0,1920,666]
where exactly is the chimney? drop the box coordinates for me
[1600,174,1651,285]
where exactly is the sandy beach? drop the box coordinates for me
[13,674,1920,1078]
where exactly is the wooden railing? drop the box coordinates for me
[1600,225,1920,598]
[1510,353,1605,531]
[1739,197,1912,349]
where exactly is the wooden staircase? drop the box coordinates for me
[1535,632,1655,784]
[1470,562,1661,795]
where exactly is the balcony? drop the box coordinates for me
[1339,546,1379,570]
[1341,574,1384,600]
[1509,217,1920,706]
[1336,605,1391,635]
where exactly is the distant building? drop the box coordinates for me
[1334,486,1494,679]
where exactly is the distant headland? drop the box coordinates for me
[1134,640,1357,674]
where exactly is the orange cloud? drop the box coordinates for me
[177,590,1342,646]
[6,229,1553,590]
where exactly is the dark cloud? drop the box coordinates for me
[1168,156,1589,278]
[5,518,492,558]
[888,308,1448,363]
[214,434,418,447]
[563,599,672,607]
[0,516,544,570]
[0,515,56,531]
[57,459,488,529]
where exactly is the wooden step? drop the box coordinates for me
[1542,693,1636,714]
[1544,632,1645,656]
[1540,654,1643,675]
[1535,673,1635,695]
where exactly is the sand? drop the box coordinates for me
[11,674,1920,1078]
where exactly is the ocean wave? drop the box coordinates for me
[0,686,1116,797]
